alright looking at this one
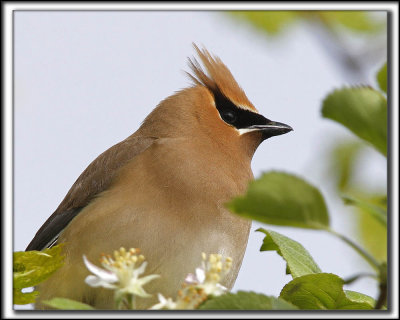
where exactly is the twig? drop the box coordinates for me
[325,228,380,272]
[375,281,387,309]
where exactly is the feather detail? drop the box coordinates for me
[187,43,257,113]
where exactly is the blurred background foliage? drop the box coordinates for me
[229,11,385,35]
[226,10,387,264]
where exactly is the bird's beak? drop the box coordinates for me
[247,120,293,140]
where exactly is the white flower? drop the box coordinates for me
[83,248,160,302]
[150,287,207,310]
[184,253,232,297]
[149,252,233,310]
[149,293,177,310]
[83,255,118,289]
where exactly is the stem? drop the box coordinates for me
[375,281,387,309]
[128,294,136,310]
[325,228,381,272]
[343,272,378,285]
[375,263,388,309]
[326,228,388,309]
[115,293,124,310]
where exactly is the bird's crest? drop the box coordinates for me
[187,44,257,112]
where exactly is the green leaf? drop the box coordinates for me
[328,140,364,192]
[378,195,387,207]
[343,194,387,226]
[357,195,388,262]
[228,11,300,35]
[322,86,387,156]
[257,228,321,278]
[280,273,373,310]
[13,288,39,305]
[377,62,387,93]
[199,291,298,310]
[13,245,65,305]
[344,290,376,308]
[42,297,95,310]
[13,245,65,289]
[227,171,330,229]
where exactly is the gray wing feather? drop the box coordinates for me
[26,135,156,251]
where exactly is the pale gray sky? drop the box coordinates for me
[14,11,387,308]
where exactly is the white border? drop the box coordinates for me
[389,3,399,319]
[4,1,14,318]
[2,2,397,11]
[3,2,399,319]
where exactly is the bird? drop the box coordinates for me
[26,44,293,309]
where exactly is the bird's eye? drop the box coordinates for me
[222,111,237,124]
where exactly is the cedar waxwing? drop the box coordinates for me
[26,45,293,309]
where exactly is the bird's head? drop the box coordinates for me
[139,44,293,160]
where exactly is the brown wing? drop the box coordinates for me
[26,135,157,251]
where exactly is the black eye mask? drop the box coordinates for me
[213,89,270,129]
